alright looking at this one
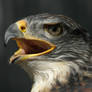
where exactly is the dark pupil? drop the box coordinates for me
[51,26,57,32]
[48,24,60,32]
[21,26,25,30]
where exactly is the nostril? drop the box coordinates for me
[20,26,26,30]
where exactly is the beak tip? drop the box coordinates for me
[9,57,20,64]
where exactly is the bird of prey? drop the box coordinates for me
[4,14,92,92]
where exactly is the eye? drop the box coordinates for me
[44,23,63,36]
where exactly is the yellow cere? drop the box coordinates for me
[16,20,27,32]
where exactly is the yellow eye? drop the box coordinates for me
[16,20,27,32]
[44,23,63,36]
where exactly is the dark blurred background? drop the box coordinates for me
[0,0,92,92]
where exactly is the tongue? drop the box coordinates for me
[15,39,51,54]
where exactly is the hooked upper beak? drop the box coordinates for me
[4,23,23,45]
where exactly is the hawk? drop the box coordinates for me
[4,14,92,92]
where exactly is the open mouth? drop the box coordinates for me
[10,38,56,63]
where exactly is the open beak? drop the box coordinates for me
[4,23,56,64]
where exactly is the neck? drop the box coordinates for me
[18,60,72,92]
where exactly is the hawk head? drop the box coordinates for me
[4,14,91,92]
[5,14,89,63]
